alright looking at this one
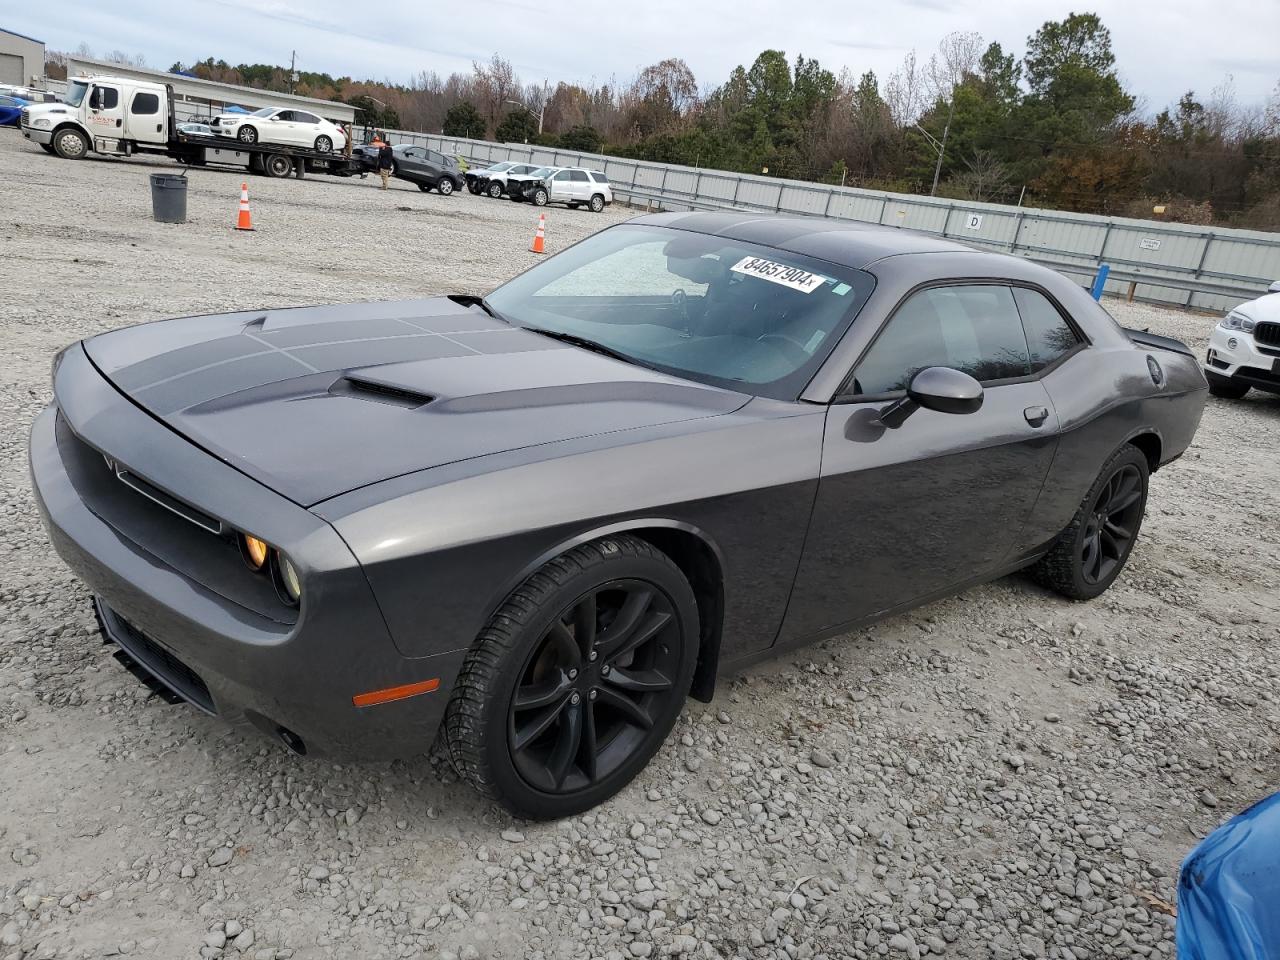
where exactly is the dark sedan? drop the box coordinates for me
[31,214,1206,818]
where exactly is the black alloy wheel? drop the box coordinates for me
[1079,463,1144,586]
[446,535,698,819]
[1031,443,1149,600]
[508,580,682,794]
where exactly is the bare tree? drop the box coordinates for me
[924,31,983,104]
[950,150,1012,201]
[472,55,519,131]
[885,50,924,127]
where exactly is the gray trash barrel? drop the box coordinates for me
[149,173,188,224]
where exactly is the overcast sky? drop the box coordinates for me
[8,0,1278,114]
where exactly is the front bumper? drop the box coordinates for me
[30,345,467,759]
[1204,327,1280,394]
[21,125,53,145]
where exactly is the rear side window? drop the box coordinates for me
[131,92,159,115]
[853,284,1031,395]
[589,171,608,183]
[1014,288,1082,372]
[295,112,319,124]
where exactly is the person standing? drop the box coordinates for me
[377,140,394,191]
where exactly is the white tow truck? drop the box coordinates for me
[20,74,361,179]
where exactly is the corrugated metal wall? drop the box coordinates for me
[380,129,1280,312]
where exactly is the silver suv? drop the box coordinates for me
[470,161,540,198]
[507,166,614,212]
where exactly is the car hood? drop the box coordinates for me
[1236,293,1280,323]
[82,297,747,506]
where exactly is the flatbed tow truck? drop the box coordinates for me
[20,74,363,179]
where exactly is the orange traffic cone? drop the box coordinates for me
[235,182,254,232]
[530,213,546,254]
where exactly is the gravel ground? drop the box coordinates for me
[2,130,1279,960]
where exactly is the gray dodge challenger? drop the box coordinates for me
[31,212,1207,818]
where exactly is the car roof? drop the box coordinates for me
[632,211,986,269]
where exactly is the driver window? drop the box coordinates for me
[93,86,120,110]
[534,240,710,298]
[852,284,1031,395]
[552,171,571,181]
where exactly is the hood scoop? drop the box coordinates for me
[329,376,433,409]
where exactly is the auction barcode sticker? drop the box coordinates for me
[730,256,826,293]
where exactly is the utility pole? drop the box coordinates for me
[928,97,955,197]
[289,50,297,95]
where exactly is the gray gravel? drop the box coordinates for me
[3,131,1279,960]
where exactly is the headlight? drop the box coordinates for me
[32,118,51,129]
[1220,312,1256,333]
[274,554,302,605]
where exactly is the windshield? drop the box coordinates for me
[64,81,88,108]
[487,161,515,172]
[524,167,554,177]
[485,224,875,399]
[249,107,275,118]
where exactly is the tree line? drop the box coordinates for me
[53,15,1280,227]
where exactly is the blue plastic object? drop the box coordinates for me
[1177,791,1280,960]
[1091,263,1111,300]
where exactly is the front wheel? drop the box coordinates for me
[237,125,258,144]
[52,127,89,160]
[533,188,549,206]
[314,135,332,154]
[1206,371,1250,399]
[445,535,698,819]
[438,178,455,195]
[1031,444,1149,600]
[487,181,504,198]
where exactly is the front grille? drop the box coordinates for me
[19,107,29,128]
[96,600,215,714]
[1254,322,1280,348]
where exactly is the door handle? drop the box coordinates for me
[1023,405,1049,427]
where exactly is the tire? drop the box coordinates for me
[438,177,455,196]
[589,194,606,213]
[314,135,332,154]
[487,181,504,199]
[445,535,699,819]
[237,125,258,144]
[39,143,56,155]
[469,181,481,195]
[52,127,89,160]
[264,154,293,178]
[1206,371,1250,399]
[533,188,549,206]
[1031,444,1150,601]
[417,182,431,192]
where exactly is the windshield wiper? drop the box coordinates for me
[451,294,511,325]
[520,327,645,367]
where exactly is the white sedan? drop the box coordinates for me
[212,107,346,153]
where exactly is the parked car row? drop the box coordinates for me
[465,160,614,212]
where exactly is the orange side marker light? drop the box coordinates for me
[352,678,440,708]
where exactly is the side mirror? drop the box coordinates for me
[878,367,984,428]
[89,87,102,110]
[269,115,280,121]
[1268,280,1280,294]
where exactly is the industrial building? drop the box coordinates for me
[0,27,45,87]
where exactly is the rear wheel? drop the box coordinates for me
[263,154,293,178]
[237,125,258,144]
[439,177,455,196]
[1031,445,1149,600]
[589,194,606,213]
[314,135,332,153]
[445,535,698,819]
[487,181,504,199]
[1206,371,1250,399]
[52,127,89,160]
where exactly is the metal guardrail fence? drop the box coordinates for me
[380,129,1280,313]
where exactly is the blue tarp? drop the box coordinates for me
[221,104,250,114]
[1178,792,1280,960]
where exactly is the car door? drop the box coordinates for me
[293,111,321,147]
[549,170,574,203]
[780,282,1061,643]
[126,89,165,144]
[568,169,592,202]
[87,82,123,137]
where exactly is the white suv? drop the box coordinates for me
[1204,282,1280,399]
[507,167,613,212]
